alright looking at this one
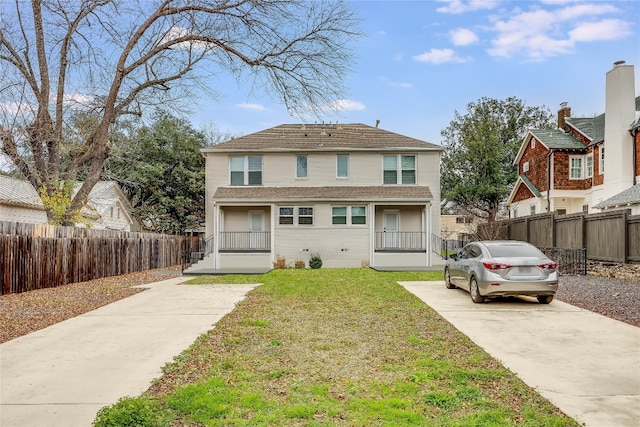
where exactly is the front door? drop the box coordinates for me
[249,211,264,249]
[383,210,399,248]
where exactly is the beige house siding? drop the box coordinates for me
[200,123,442,270]
[0,204,47,224]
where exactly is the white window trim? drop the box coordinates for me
[230,155,262,186]
[336,154,349,178]
[382,154,416,185]
[599,146,605,175]
[296,154,308,179]
[585,154,593,178]
[522,161,529,173]
[569,155,583,180]
[297,207,314,225]
[332,205,367,226]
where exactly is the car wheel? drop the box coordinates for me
[444,268,456,289]
[537,295,554,304]
[470,277,485,303]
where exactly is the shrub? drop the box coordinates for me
[309,253,322,269]
[273,255,286,269]
[294,259,305,269]
[93,396,172,427]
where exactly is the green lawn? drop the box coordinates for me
[94,269,578,427]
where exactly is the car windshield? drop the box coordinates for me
[487,245,544,258]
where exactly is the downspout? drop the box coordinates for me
[547,149,554,212]
[631,127,638,186]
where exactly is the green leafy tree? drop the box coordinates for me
[0,0,360,225]
[441,97,554,238]
[105,112,207,234]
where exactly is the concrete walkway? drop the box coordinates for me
[0,278,258,427]
[401,281,640,427]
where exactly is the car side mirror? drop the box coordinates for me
[449,253,458,261]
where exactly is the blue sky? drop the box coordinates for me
[191,0,640,146]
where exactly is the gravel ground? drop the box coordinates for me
[0,266,182,343]
[0,263,638,344]
[556,273,640,327]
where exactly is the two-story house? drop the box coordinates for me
[508,61,640,217]
[0,176,135,231]
[193,123,442,270]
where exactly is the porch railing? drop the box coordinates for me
[219,231,271,251]
[181,234,215,272]
[375,232,426,251]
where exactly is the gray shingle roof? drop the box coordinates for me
[593,183,640,209]
[519,175,542,197]
[0,175,43,208]
[213,186,433,202]
[565,114,605,144]
[528,128,587,151]
[202,123,442,152]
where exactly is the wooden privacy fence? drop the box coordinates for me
[0,221,200,295]
[484,209,640,264]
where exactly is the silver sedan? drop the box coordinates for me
[444,240,558,304]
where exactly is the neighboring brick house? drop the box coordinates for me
[0,176,135,231]
[508,61,640,217]
[192,123,442,270]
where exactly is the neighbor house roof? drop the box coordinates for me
[213,186,433,202]
[593,183,640,209]
[528,128,587,150]
[0,176,131,218]
[506,175,542,205]
[0,175,44,209]
[202,123,443,153]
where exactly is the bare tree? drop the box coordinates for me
[0,0,359,225]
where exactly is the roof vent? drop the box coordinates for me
[375,119,380,128]
[613,60,626,67]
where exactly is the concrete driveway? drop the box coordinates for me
[0,277,258,427]
[401,280,640,427]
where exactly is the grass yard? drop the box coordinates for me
[94,268,578,427]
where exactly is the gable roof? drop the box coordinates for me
[0,176,131,216]
[565,114,605,144]
[202,123,442,153]
[213,185,433,202]
[507,175,542,205]
[514,129,586,164]
[593,183,640,209]
[529,128,587,150]
[0,175,44,209]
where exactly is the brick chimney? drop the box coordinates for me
[557,102,571,131]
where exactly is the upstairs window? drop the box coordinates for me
[599,147,605,174]
[296,155,308,178]
[586,155,593,178]
[570,156,583,179]
[383,155,416,184]
[336,154,349,178]
[230,156,262,185]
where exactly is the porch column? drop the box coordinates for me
[213,202,219,269]
[369,203,375,267]
[270,203,276,266]
[426,201,432,267]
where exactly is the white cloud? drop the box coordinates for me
[62,93,93,107]
[486,3,632,60]
[237,102,267,111]
[329,99,365,111]
[436,0,499,14]
[390,81,414,89]
[412,48,468,64]
[450,28,479,46]
[569,19,632,42]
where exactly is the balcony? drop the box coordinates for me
[375,231,426,252]
[219,231,271,252]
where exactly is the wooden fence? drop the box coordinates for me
[0,221,200,295]
[485,209,640,264]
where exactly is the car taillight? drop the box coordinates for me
[482,261,511,270]
[538,262,557,270]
